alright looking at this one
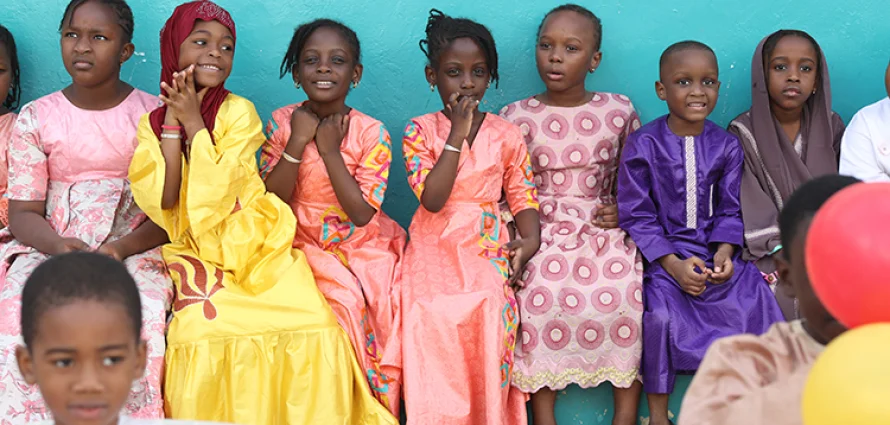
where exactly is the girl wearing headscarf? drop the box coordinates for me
[128,2,397,423]
[727,30,844,320]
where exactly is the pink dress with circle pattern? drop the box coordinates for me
[500,94,644,392]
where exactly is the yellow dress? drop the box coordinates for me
[128,94,397,425]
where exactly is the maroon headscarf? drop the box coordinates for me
[149,1,236,139]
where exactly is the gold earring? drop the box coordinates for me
[352,81,358,89]
[294,81,301,89]
[430,83,435,92]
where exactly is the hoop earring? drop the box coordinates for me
[294,81,301,89]
[430,83,435,92]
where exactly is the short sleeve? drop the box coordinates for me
[355,122,393,210]
[402,120,435,200]
[8,104,49,201]
[502,125,539,215]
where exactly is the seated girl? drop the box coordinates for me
[127,2,396,423]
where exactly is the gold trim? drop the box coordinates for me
[512,366,641,392]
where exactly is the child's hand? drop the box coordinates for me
[51,237,90,256]
[661,255,708,296]
[315,113,350,157]
[159,65,209,136]
[504,237,540,287]
[287,104,320,156]
[708,244,735,284]
[594,203,619,229]
[446,92,478,142]
[96,242,125,262]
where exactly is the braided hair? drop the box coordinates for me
[0,24,21,110]
[279,19,361,78]
[419,9,499,87]
[59,0,136,43]
[538,4,603,52]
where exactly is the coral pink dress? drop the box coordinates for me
[260,104,406,415]
[0,112,16,227]
[0,90,172,422]
[399,111,538,425]
[500,94,644,392]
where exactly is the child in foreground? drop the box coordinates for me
[678,174,861,425]
[616,40,783,425]
[16,252,151,425]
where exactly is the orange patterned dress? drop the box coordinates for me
[398,111,538,425]
[261,104,406,415]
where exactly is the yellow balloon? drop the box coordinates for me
[803,323,890,425]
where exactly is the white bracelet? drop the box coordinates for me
[281,151,303,164]
[443,144,461,153]
[161,133,181,140]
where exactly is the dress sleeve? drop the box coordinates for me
[839,110,889,182]
[617,133,676,262]
[259,111,288,179]
[708,135,745,247]
[402,120,435,200]
[614,103,643,196]
[355,122,393,210]
[7,104,49,202]
[501,125,539,216]
[129,114,189,241]
[186,98,266,236]
[728,124,781,259]
[678,333,808,425]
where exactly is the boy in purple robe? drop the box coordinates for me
[616,41,783,425]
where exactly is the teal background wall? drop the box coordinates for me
[2,0,888,423]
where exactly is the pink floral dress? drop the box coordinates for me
[500,94,644,392]
[0,90,173,423]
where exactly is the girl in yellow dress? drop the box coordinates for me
[127,2,397,424]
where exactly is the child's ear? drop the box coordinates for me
[775,255,796,298]
[655,81,667,100]
[132,340,148,382]
[120,42,135,65]
[15,346,36,385]
[352,63,364,85]
[589,51,603,73]
[425,65,436,87]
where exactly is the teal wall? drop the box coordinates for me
[2,0,888,423]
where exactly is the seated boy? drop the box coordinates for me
[677,174,860,425]
[617,40,784,425]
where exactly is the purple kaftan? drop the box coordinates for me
[616,116,783,394]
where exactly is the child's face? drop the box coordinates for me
[766,35,818,113]
[178,20,234,89]
[0,42,11,109]
[295,27,362,105]
[656,49,720,125]
[60,0,133,89]
[535,11,601,93]
[427,37,491,108]
[776,218,846,345]
[15,300,146,425]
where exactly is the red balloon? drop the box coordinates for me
[806,182,890,328]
